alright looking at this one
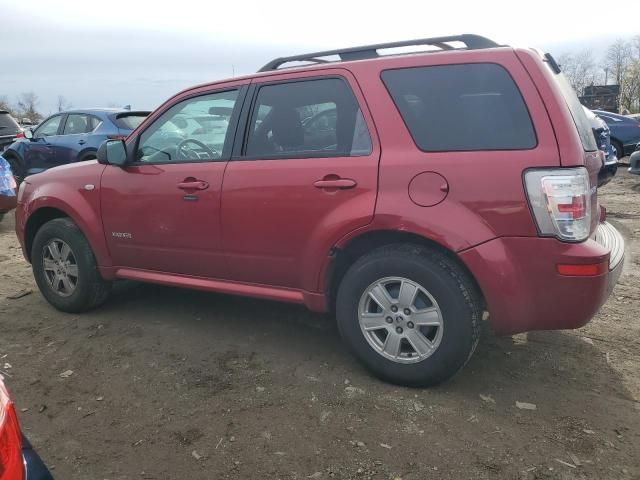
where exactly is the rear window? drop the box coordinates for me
[112,113,149,130]
[0,112,20,136]
[552,72,598,152]
[381,63,537,151]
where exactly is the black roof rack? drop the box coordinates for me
[258,34,500,72]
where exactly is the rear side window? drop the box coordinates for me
[550,68,598,152]
[381,63,537,151]
[63,114,91,134]
[245,78,372,158]
[113,113,148,130]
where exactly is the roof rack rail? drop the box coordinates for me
[258,34,500,72]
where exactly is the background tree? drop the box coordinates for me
[605,39,633,86]
[0,96,18,117]
[557,50,598,96]
[16,92,42,123]
[57,95,72,112]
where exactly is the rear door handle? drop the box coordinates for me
[78,140,86,145]
[177,180,209,190]
[313,178,357,189]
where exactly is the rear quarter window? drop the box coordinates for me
[381,63,537,151]
[113,113,149,130]
[550,68,598,152]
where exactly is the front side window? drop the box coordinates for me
[137,90,238,163]
[63,114,91,135]
[245,78,372,158]
[36,115,62,137]
[382,63,537,151]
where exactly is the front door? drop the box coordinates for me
[25,114,64,172]
[221,73,380,291]
[100,87,245,278]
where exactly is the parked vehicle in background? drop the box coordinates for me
[0,111,22,152]
[0,155,17,223]
[0,377,54,479]
[19,118,37,130]
[3,108,150,184]
[593,109,640,158]
[15,35,625,387]
[583,107,618,186]
[628,143,640,175]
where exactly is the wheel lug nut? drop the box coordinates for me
[391,305,398,313]
[386,316,393,324]
[404,308,411,315]
[396,327,403,334]
[407,321,414,329]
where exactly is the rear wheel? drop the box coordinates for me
[612,139,624,160]
[32,218,111,312]
[79,151,97,162]
[336,244,482,387]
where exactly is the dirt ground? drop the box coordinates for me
[1,169,639,480]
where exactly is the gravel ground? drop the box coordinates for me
[0,168,639,480]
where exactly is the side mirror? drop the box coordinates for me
[97,139,128,166]
[23,129,33,140]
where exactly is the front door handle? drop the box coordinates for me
[177,180,209,190]
[313,178,357,189]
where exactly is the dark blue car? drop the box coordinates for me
[593,110,640,158]
[2,108,149,183]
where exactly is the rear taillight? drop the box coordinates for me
[0,382,23,480]
[524,167,592,242]
[15,132,24,139]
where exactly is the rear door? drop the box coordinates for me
[220,70,380,291]
[100,85,247,278]
[56,113,93,164]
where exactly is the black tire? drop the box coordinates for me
[32,218,111,313]
[336,244,482,387]
[79,151,97,162]
[612,139,624,160]
[4,154,25,186]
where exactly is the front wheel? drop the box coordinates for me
[336,244,482,387]
[32,218,111,313]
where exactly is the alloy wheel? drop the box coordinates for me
[42,238,78,297]
[358,276,444,364]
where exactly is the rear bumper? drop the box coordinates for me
[460,222,624,335]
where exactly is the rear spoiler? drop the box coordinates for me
[114,111,151,119]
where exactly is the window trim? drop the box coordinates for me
[380,62,539,153]
[129,86,247,166]
[234,75,373,161]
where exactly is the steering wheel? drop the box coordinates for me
[176,139,219,160]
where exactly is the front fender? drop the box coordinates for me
[21,164,111,267]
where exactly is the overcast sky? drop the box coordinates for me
[1,0,637,115]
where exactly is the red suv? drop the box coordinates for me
[15,35,624,386]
